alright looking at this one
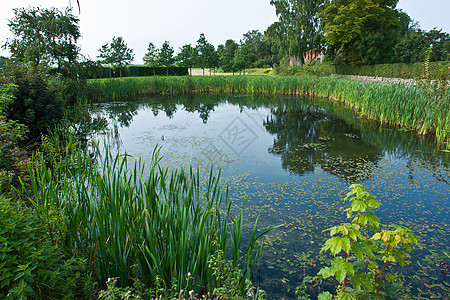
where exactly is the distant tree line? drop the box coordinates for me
[138,31,279,75]
[266,0,450,66]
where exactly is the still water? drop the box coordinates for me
[90,94,449,298]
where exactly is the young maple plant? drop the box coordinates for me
[315,184,418,300]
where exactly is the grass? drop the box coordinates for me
[23,135,276,295]
[87,75,450,149]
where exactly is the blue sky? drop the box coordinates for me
[1,0,449,64]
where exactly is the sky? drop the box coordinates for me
[0,0,449,64]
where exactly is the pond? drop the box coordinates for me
[90,94,449,298]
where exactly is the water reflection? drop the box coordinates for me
[90,94,449,184]
[264,105,383,181]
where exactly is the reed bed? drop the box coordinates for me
[25,140,273,294]
[88,76,450,149]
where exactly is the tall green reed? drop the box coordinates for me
[24,135,275,294]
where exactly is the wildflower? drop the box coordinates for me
[114,279,117,283]
[107,291,110,296]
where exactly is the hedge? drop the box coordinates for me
[333,61,449,80]
[100,66,189,78]
[49,65,189,79]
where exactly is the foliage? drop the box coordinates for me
[0,56,7,68]
[1,62,64,140]
[0,196,94,299]
[332,61,450,80]
[143,42,159,66]
[268,0,324,65]
[233,45,255,74]
[320,0,402,65]
[297,184,418,299]
[0,84,29,194]
[3,6,80,70]
[158,41,175,76]
[395,29,450,63]
[98,36,135,77]
[209,246,266,300]
[157,41,175,67]
[196,33,219,74]
[219,39,239,74]
[24,140,276,294]
[242,30,277,68]
[96,66,189,78]
[176,44,198,74]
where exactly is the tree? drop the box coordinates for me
[242,30,276,67]
[176,44,197,75]
[219,39,239,74]
[0,57,7,69]
[143,42,159,66]
[395,28,450,63]
[269,0,324,65]
[195,33,218,75]
[157,41,175,76]
[233,44,254,74]
[98,36,134,77]
[3,7,80,71]
[320,0,402,65]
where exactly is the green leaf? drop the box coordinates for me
[318,292,333,300]
[324,236,351,255]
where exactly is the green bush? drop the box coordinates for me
[1,63,64,140]
[0,84,29,195]
[0,196,93,299]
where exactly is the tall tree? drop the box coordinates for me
[242,30,276,67]
[269,0,324,65]
[4,7,80,70]
[195,33,218,75]
[157,41,175,76]
[176,44,197,75]
[143,42,159,66]
[98,36,134,77]
[233,44,254,74]
[320,0,401,65]
[219,39,239,74]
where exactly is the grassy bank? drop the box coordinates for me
[87,75,450,149]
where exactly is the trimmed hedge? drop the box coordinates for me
[49,65,189,79]
[333,61,449,80]
[100,66,189,78]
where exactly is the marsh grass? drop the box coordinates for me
[88,76,449,149]
[24,137,275,295]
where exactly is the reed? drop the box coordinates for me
[88,76,449,149]
[24,138,275,295]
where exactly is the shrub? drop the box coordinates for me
[0,196,94,299]
[1,62,64,140]
[0,84,29,195]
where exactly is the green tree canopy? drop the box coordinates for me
[143,42,159,66]
[176,44,197,74]
[4,6,80,70]
[195,33,218,75]
[157,41,175,67]
[98,36,134,77]
[395,28,450,63]
[233,44,255,74]
[219,39,239,74]
[320,0,402,65]
[268,0,324,65]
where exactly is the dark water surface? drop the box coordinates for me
[90,94,449,298]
